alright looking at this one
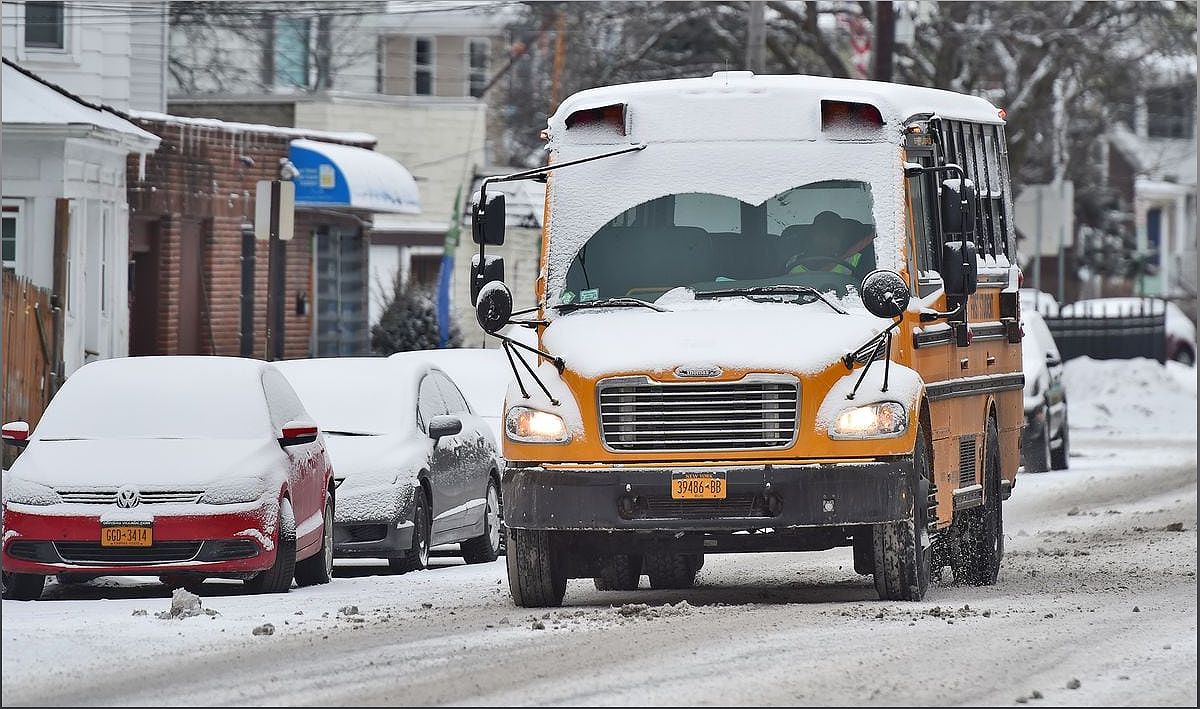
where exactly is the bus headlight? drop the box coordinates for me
[831,402,908,439]
[506,407,570,443]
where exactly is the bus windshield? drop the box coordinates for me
[561,180,877,305]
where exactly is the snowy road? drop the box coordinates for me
[4,360,1197,706]
[3,429,1195,707]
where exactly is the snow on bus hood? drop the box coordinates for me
[542,298,885,378]
[8,438,282,489]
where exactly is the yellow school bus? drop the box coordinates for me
[470,72,1023,607]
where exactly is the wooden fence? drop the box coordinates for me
[3,272,55,435]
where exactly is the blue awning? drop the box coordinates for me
[289,139,421,214]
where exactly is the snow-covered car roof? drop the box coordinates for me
[389,349,512,419]
[1020,288,1059,317]
[548,71,1004,147]
[32,356,276,440]
[273,357,431,435]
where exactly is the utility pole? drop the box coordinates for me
[747,1,766,73]
[549,12,567,114]
[256,180,295,361]
[872,1,895,82]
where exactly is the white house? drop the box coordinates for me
[2,60,161,375]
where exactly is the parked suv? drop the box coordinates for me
[1020,311,1069,472]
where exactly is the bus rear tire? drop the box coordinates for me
[873,426,931,601]
[506,528,566,608]
[593,554,642,591]
[644,551,700,590]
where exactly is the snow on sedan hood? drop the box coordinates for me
[321,434,427,488]
[542,297,884,378]
[7,438,283,489]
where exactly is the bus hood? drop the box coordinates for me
[542,301,884,378]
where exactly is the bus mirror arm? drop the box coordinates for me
[918,301,966,323]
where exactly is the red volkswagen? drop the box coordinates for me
[1,357,335,600]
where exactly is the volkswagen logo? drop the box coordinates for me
[675,365,723,378]
[116,485,141,508]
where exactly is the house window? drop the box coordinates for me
[2,201,21,270]
[25,1,65,49]
[414,37,434,95]
[1146,83,1196,139]
[274,16,311,88]
[468,38,490,98]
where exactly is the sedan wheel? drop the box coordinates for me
[295,495,334,587]
[391,490,431,573]
[462,478,502,564]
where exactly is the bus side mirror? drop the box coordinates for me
[941,240,978,297]
[860,270,911,319]
[475,280,514,334]
[470,255,505,304]
[472,193,507,246]
[940,178,976,237]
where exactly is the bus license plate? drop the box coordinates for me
[101,522,153,547]
[671,471,726,500]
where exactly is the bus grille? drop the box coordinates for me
[598,376,799,452]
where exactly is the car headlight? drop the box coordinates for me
[831,402,908,439]
[198,476,269,505]
[5,478,62,506]
[506,407,570,443]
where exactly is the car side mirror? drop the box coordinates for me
[428,414,462,441]
[940,240,978,297]
[470,255,505,304]
[472,192,506,246]
[2,421,30,448]
[475,280,514,334]
[940,178,977,237]
[859,269,911,319]
[279,419,319,447]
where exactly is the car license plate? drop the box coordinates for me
[101,522,153,547]
[671,471,726,500]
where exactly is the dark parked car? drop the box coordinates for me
[275,357,503,571]
[1020,311,1069,472]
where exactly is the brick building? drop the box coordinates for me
[124,113,419,360]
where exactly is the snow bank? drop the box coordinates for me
[1061,357,1196,437]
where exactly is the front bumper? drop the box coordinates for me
[502,459,913,532]
[331,482,415,557]
[1,502,277,576]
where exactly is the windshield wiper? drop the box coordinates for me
[553,298,666,313]
[322,430,381,437]
[695,285,847,314]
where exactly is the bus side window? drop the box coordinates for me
[907,163,939,296]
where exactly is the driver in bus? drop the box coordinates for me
[785,211,864,276]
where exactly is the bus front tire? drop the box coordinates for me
[873,426,931,602]
[507,528,566,608]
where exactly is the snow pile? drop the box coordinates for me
[1061,357,1196,437]
[154,589,218,620]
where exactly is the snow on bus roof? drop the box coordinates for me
[548,72,1003,145]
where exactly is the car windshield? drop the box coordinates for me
[561,181,877,305]
[276,360,410,435]
[33,359,271,440]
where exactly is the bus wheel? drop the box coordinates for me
[953,418,1004,585]
[873,426,931,601]
[644,551,700,589]
[506,527,566,608]
[593,554,642,591]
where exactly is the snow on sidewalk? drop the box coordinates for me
[1062,357,1196,437]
